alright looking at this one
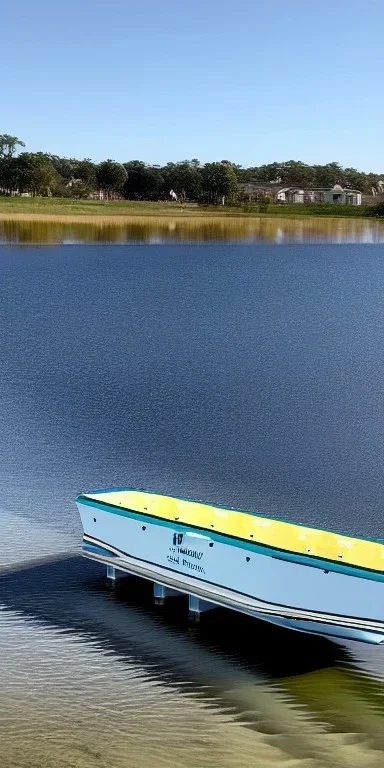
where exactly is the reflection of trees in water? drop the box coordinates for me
[1,217,384,244]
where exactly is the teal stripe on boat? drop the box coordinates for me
[77,496,384,584]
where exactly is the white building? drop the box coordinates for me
[278,185,362,205]
[241,182,362,205]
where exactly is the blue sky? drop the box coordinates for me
[3,0,384,170]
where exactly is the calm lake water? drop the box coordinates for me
[1,222,384,767]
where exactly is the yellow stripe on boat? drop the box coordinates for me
[84,489,384,573]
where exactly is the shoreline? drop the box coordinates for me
[0,197,380,223]
[0,211,381,224]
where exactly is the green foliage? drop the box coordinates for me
[280,160,315,186]
[74,159,97,187]
[240,161,281,182]
[0,129,382,203]
[265,203,370,217]
[96,160,127,195]
[343,167,369,191]
[49,179,73,198]
[48,155,75,180]
[0,156,19,191]
[0,134,25,158]
[257,195,269,213]
[65,180,92,199]
[312,162,343,188]
[201,162,239,204]
[373,202,384,217]
[161,161,202,201]
[236,160,383,195]
[13,153,58,196]
[123,161,164,200]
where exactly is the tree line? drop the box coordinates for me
[0,134,383,203]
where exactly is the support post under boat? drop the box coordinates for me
[153,582,181,605]
[106,564,127,582]
[188,595,216,623]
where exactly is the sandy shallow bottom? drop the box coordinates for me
[1,522,384,768]
[1,602,384,768]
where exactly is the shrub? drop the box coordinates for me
[373,202,384,217]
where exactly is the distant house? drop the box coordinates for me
[241,182,362,206]
[327,186,362,205]
[66,178,83,187]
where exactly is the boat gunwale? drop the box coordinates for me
[77,486,384,546]
[77,494,384,581]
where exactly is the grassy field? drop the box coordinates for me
[0,196,377,219]
[246,202,374,218]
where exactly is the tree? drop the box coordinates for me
[0,156,19,193]
[1,136,378,202]
[14,153,58,196]
[257,195,269,213]
[47,155,97,190]
[279,160,314,187]
[364,173,382,195]
[67,180,92,199]
[313,162,344,188]
[0,134,26,158]
[201,162,239,203]
[96,160,127,197]
[343,167,371,194]
[161,161,202,201]
[74,158,97,188]
[47,154,75,180]
[374,201,384,217]
[122,161,164,200]
[247,162,282,182]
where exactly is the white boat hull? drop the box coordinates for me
[77,500,384,645]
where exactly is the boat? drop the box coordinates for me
[76,488,384,644]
